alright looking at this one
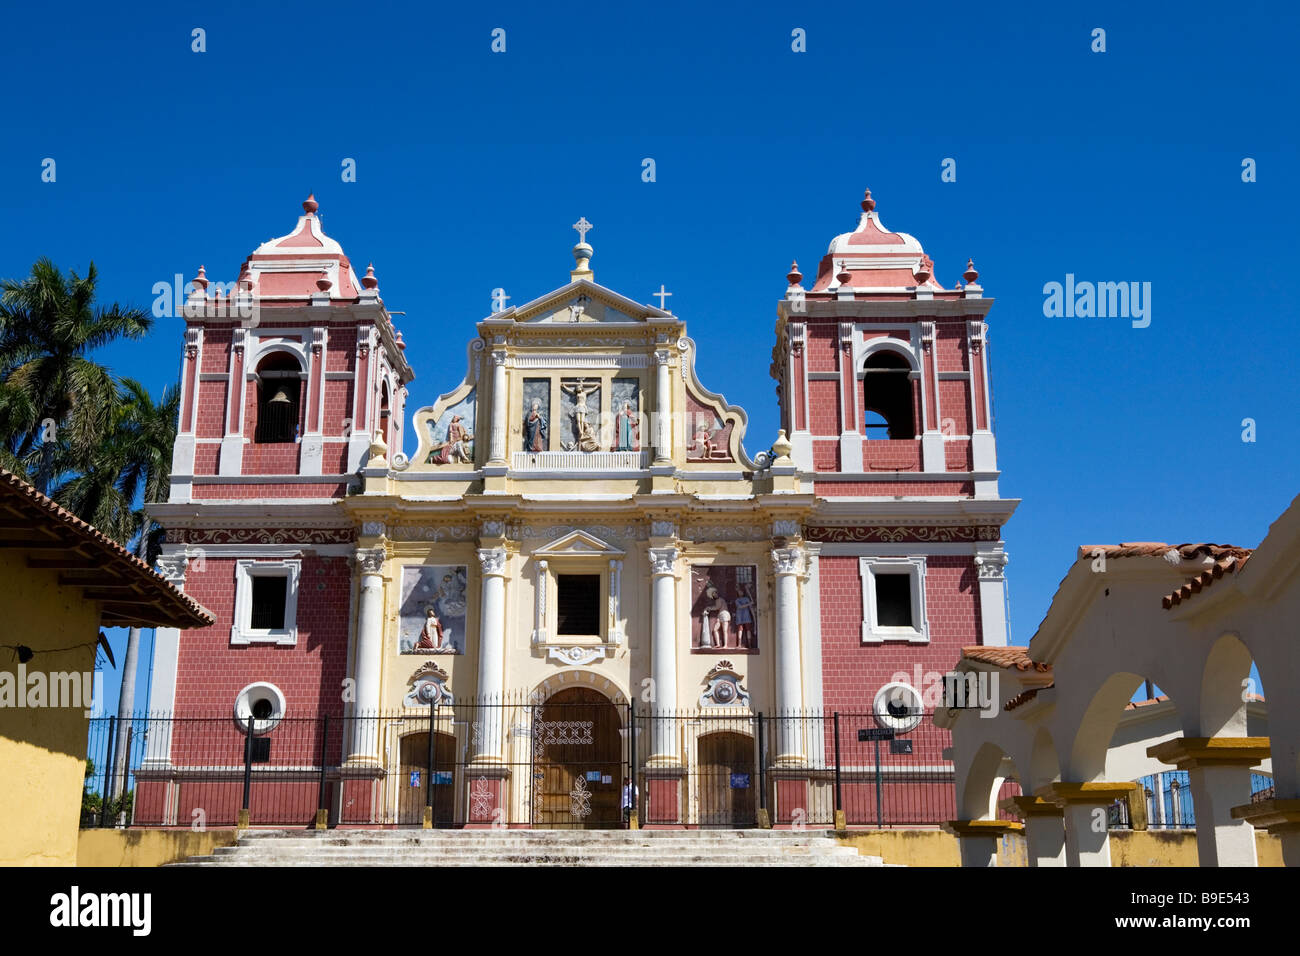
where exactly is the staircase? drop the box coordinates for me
[173,828,888,867]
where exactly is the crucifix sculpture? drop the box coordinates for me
[654,284,672,309]
[573,217,593,244]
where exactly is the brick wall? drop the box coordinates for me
[171,553,353,732]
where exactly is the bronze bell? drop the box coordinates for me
[269,387,292,405]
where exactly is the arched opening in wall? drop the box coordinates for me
[379,381,391,446]
[863,350,915,439]
[534,687,624,829]
[254,352,303,443]
[1073,670,1199,832]
[397,731,457,826]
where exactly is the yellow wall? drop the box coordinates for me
[833,828,1282,867]
[1110,830,1282,867]
[0,551,101,866]
[77,829,239,867]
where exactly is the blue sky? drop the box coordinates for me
[2,1,1295,711]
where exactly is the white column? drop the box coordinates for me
[1062,802,1113,866]
[475,547,508,760]
[957,834,1000,867]
[974,549,1009,647]
[1024,815,1067,867]
[654,349,672,462]
[489,351,507,463]
[1187,765,1259,867]
[771,546,805,763]
[349,547,386,763]
[648,546,680,762]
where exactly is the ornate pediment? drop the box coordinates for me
[700,661,750,708]
[534,529,626,557]
[404,661,454,708]
[503,280,672,326]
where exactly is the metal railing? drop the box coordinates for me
[83,701,966,829]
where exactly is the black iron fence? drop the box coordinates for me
[83,701,968,830]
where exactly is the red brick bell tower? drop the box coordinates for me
[772,189,1018,721]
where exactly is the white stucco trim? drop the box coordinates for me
[230,558,301,645]
[859,555,929,644]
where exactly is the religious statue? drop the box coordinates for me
[561,378,601,452]
[614,399,640,451]
[702,585,730,648]
[523,398,548,452]
[689,422,716,459]
[415,607,447,651]
[427,414,473,464]
[733,583,756,649]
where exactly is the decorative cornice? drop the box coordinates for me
[804,524,1002,544]
[171,527,357,545]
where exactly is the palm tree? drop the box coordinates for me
[0,258,152,488]
[52,379,181,803]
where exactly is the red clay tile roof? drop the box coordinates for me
[1077,542,1251,562]
[960,646,1051,672]
[0,468,214,628]
[1162,551,1252,609]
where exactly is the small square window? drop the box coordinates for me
[859,556,928,644]
[874,574,913,628]
[231,559,300,645]
[556,574,601,636]
[250,575,288,630]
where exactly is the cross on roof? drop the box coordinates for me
[573,217,593,244]
[654,284,672,309]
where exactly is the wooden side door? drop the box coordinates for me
[698,731,757,827]
[398,732,457,826]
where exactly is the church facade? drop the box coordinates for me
[140,190,1017,828]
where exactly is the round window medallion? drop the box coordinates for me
[872,682,922,733]
[234,682,286,734]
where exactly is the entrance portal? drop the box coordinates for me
[533,687,624,828]
[398,732,457,826]
[698,731,757,827]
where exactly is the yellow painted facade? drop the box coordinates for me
[0,551,102,866]
[347,280,810,724]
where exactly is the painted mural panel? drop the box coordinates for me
[426,391,475,464]
[522,378,550,452]
[690,565,758,651]
[399,565,469,654]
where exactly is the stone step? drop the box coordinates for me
[172,858,883,868]
[172,828,893,867]
[208,846,862,861]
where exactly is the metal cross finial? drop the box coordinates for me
[573,217,593,244]
[654,284,672,309]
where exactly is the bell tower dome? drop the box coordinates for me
[169,195,415,502]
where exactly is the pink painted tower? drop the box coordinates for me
[773,188,1017,723]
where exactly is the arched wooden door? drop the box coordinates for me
[534,687,624,829]
[698,731,757,827]
[398,732,457,826]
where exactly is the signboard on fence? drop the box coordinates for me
[730,773,750,789]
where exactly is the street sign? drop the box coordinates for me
[858,728,895,742]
